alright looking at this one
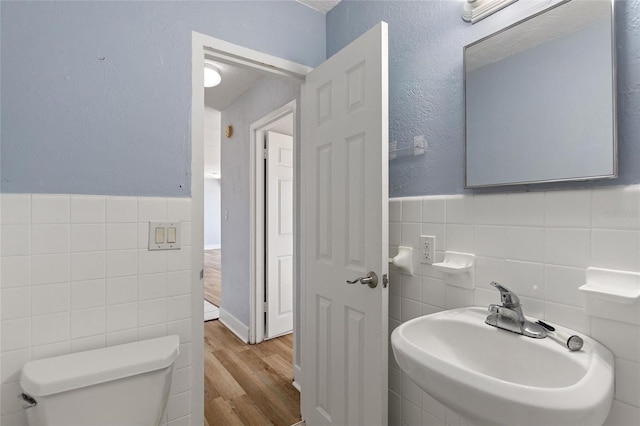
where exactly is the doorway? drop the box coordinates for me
[191,23,389,425]
[202,76,300,426]
[264,129,294,340]
[249,103,297,345]
[192,34,309,426]
[203,106,222,321]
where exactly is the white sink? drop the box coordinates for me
[391,307,614,426]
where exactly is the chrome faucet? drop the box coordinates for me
[485,282,546,339]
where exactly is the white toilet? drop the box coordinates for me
[19,335,180,426]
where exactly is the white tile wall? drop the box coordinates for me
[389,185,640,426]
[0,194,193,426]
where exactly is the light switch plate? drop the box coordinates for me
[167,227,177,244]
[148,222,181,250]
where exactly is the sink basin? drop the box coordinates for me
[391,307,614,426]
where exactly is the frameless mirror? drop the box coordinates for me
[464,0,616,188]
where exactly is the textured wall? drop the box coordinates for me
[327,0,640,197]
[0,1,324,196]
[220,76,301,327]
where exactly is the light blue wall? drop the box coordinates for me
[327,0,640,197]
[5,0,638,199]
[0,1,324,196]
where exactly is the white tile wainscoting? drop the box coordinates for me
[0,194,193,426]
[388,185,640,426]
[2,187,638,426]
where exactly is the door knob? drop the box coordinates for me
[346,271,378,288]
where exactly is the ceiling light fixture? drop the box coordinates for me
[204,60,222,88]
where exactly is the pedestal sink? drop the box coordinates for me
[390,307,614,426]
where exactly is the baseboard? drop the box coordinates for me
[204,244,221,250]
[204,300,220,322]
[219,308,249,343]
[293,363,302,391]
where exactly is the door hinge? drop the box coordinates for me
[263,302,268,312]
[200,269,204,280]
[263,148,268,159]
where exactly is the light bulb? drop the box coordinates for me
[204,61,221,88]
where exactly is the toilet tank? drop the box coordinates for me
[20,335,180,426]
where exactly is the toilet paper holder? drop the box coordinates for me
[389,246,414,275]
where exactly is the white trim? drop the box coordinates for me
[204,244,221,250]
[219,308,250,343]
[204,300,220,322]
[191,31,310,425]
[293,364,303,391]
[462,0,519,24]
[202,37,312,82]
[190,32,206,426]
[249,101,297,345]
[298,84,309,401]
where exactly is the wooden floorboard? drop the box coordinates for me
[204,320,300,426]
[262,353,292,380]
[206,397,246,426]
[230,394,275,426]
[204,249,221,306]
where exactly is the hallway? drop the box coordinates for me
[204,249,221,307]
[204,321,300,425]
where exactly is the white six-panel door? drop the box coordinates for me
[301,22,389,426]
[266,131,294,339]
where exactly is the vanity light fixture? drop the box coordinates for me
[462,0,519,24]
[204,60,222,87]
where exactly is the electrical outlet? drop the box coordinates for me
[420,235,436,264]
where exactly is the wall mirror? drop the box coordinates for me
[464,0,616,188]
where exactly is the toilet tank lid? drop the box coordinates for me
[20,335,180,397]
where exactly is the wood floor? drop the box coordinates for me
[204,249,221,307]
[204,320,301,426]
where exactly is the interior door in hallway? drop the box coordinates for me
[266,131,294,339]
[301,22,389,426]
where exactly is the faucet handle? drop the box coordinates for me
[490,281,520,308]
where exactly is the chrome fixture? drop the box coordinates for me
[389,135,426,160]
[485,281,547,339]
[346,271,378,288]
[18,393,37,409]
[536,319,584,351]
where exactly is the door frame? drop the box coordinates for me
[190,32,311,426]
[250,101,297,345]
